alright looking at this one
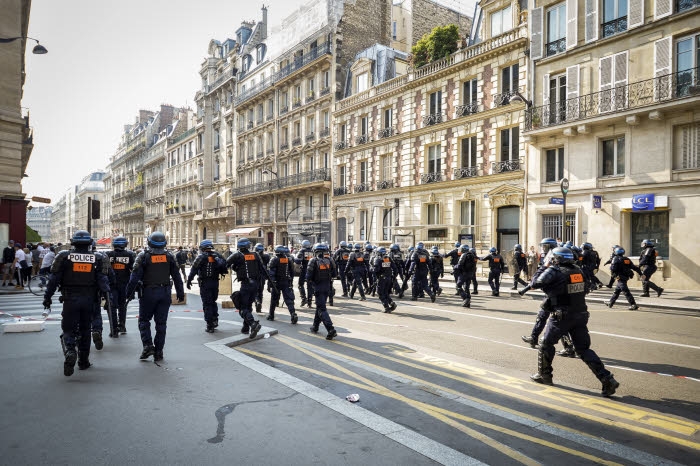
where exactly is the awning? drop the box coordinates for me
[218,187,231,197]
[96,237,111,245]
[226,227,259,235]
[204,191,218,200]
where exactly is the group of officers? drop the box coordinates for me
[43,229,664,397]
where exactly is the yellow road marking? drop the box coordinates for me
[303,335,700,450]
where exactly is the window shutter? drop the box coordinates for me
[543,73,551,108]
[584,0,598,43]
[654,37,672,100]
[599,56,613,112]
[566,65,580,119]
[654,0,672,19]
[566,0,578,49]
[628,0,644,29]
[613,51,628,109]
[531,7,544,60]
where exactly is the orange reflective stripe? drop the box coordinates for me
[280,258,288,264]
[73,263,91,273]
[151,255,167,263]
[208,257,215,263]
[570,273,584,283]
[244,254,256,261]
[113,263,126,270]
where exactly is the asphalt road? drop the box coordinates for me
[1,279,698,465]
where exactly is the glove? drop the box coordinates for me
[42,297,52,309]
[186,280,192,290]
[177,295,185,303]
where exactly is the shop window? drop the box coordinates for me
[631,211,669,258]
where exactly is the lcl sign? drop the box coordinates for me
[632,194,655,211]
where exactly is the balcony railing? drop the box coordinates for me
[292,137,302,147]
[378,127,395,138]
[306,91,315,103]
[247,121,254,130]
[334,141,348,150]
[293,99,302,109]
[377,179,394,190]
[546,38,566,57]
[455,102,479,117]
[280,106,288,115]
[525,67,700,131]
[280,142,289,151]
[266,148,274,155]
[423,113,445,126]
[230,168,331,197]
[454,166,479,179]
[492,159,521,173]
[421,172,443,184]
[355,135,370,145]
[494,90,518,107]
[677,0,700,12]
[333,186,348,196]
[354,182,372,193]
[306,132,316,142]
[205,67,236,94]
[601,16,627,38]
[320,86,331,96]
[169,127,196,145]
[319,127,330,138]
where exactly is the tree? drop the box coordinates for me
[411,25,460,68]
[26,225,42,243]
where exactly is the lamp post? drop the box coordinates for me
[0,36,48,54]
[560,178,569,243]
[508,90,532,108]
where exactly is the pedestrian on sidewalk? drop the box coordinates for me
[12,242,29,289]
[2,240,15,286]
[527,245,538,280]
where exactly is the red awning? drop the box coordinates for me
[96,237,111,245]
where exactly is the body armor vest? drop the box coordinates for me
[274,256,291,282]
[142,252,171,286]
[378,256,393,278]
[107,250,132,282]
[62,252,97,288]
[236,251,260,281]
[414,251,430,272]
[314,258,331,282]
[552,266,587,310]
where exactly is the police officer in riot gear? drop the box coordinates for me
[605,247,641,310]
[511,244,529,290]
[407,242,435,302]
[345,243,368,300]
[226,238,266,338]
[445,242,461,294]
[529,247,620,397]
[469,248,479,294]
[603,245,620,288]
[187,240,227,333]
[388,244,405,297]
[89,239,116,348]
[267,245,298,323]
[639,239,663,298]
[333,241,351,297]
[373,247,399,313]
[307,243,337,339]
[454,244,475,308]
[481,247,504,296]
[365,244,377,296]
[176,246,188,281]
[126,231,184,361]
[254,243,270,313]
[295,240,314,307]
[43,230,111,376]
[105,236,135,334]
[581,242,603,290]
[429,246,444,296]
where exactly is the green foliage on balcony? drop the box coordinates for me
[411,24,460,69]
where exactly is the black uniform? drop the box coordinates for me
[512,250,529,290]
[482,253,504,295]
[531,262,619,396]
[188,250,227,331]
[639,246,663,297]
[581,248,603,289]
[44,248,111,375]
[267,253,297,323]
[295,247,314,305]
[176,249,189,280]
[255,251,271,312]
[606,255,641,309]
[333,247,351,296]
[104,248,136,333]
[307,253,337,339]
[455,250,475,307]
[445,247,461,291]
[226,249,266,337]
[345,250,368,300]
[429,253,444,296]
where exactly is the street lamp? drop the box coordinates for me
[508,90,532,108]
[0,36,48,54]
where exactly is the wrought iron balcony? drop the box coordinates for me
[306,132,316,142]
[677,0,700,12]
[454,166,479,179]
[333,186,348,196]
[292,137,302,147]
[266,148,274,155]
[293,99,302,109]
[492,159,521,173]
[280,142,289,151]
[334,141,348,150]
[601,16,627,38]
[525,67,700,131]
[494,90,516,107]
[455,102,479,117]
[230,168,331,198]
[423,113,445,126]
[266,114,273,121]
[306,91,315,103]
[355,135,370,145]
[421,172,443,184]
[378,127,395,138]
[546,38,566,57]
[247,121,254,130]
[280,106,288,115]
[256,151,263,159]
[354,182,372,193]
[319,127,330,138]
[377,179,394,190]
[320,86,331,96]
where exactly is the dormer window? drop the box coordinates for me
[242,54,252,72]
[256,44,266,63]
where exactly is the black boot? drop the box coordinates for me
[64,349,77,377]
[206,322,215,333]
[139,345,155,360]
[326,329,337,340]
[249,321,262,339]
[601,375,620,397]
[462,299,470,308]
[154,350,163,362]
[290,312,298,324]
[521,335,537,348]
[119,323,127,334]
[92,331,103,350]
[255,302,262,313]
[530,350,553,385]
[557,347,576,358]
[78,353,91,370]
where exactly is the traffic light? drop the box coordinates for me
[91,199,101,219]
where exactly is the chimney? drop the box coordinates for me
[159,104,175,131]
[261,5,268,40]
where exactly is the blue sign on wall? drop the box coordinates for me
[592,195,602,209]
[632,194,655,211]
[549,197,565,205]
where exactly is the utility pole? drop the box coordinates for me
[87,196,92,237]
[560,178,569,243]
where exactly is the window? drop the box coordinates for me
[392,21,397,40]
[307,155,315,171]
[500,127,519,161]
[357,72,369,93]
[361,116,369,136]
[281,126,288,144]
[380,155,392,182]
[602,136,625,176]
[460,200,476,226]
[281,92,288,108]
[631,211,669,258]
[461,136,477,167]
[491,5,513,37]
[501,64,520,95]
[429,90,442,115]
[308,78,315,93]
[338,165,346,187]
[323,110,330,130]
[462,78,477,107]
[546,3,566,56]
[548,74,567,124]
[294,121,301,138]
[307,116,315,135]
[323,152,329,168]
[674,122,700,169]
[359,210,367,240]
[267,99,274,117]
[383,108,392,129]
[543,213,576,241]
[676,34,700,97]
[426,204,440,225]
[323,70,330,89]
[428,144,442,173]
[602,0,628,38]
[382,208,392,241]
[545,147,565,182]
[214,130,220,150]
[340,123,347,142]
[359,160,369,184]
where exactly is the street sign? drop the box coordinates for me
[592,195,602,209]
[31,196,51,204]
[549,197,565,205]
[560,178,569,195]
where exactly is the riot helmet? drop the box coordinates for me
[112,236,128,249]
[614,247,626,256]
[237,238,251,250]
[200,239,214,251]
[71,230,92,246]
[551,247,575,265]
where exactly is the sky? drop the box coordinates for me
[22,0,474,207]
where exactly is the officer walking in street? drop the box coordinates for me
[254,243,270,313]
[407,242,435,302]
[295,240,314,307]
[445,242,461,294]
[429,246,444,296]
[469,248,479,294]
[176,246,189,281]
[605,247,641,310]
[104,236,135,334]
[388,244,405,297]
[455,245,475,308]
[126,232,184,361]
[529,247,620,397]
[373,247,398,313]
[345,243,368,300]
[267,245,298,324]
[187,240,227,333]
[639,239,664,298]
[481,247,504,296]
[511,244,529,291]
[43,230,111,376]
[307,243,337,340]
[333,241,351,297]
[90,240,116,348]
[226,238,266,338]
[581,242,603,290]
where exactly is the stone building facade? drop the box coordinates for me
[333,0,528,254]
[26,205,51,241]
[524,0,700,289]
[391,0,473,54]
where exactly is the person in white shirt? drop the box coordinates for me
[40,246,55,275]
[12,243,28,289]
